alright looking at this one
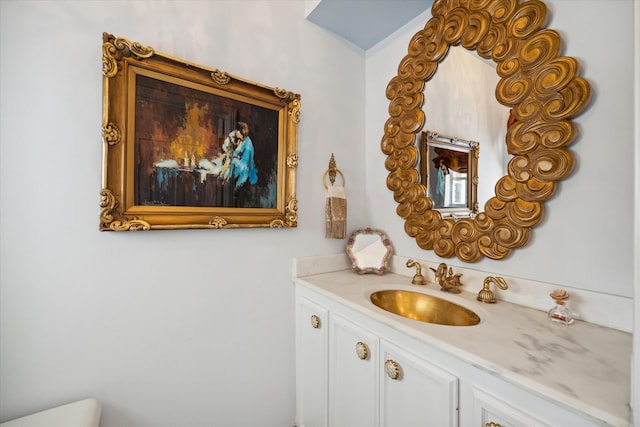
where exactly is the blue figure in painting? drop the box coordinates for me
[231,122,258,188]
[434,157,448,207]
[210,121,258,188]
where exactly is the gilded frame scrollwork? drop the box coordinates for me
[100,33,300,231]
[381,0,590,262]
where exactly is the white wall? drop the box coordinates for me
[365,0,636,298]
[1,0,636,425]
[0,1,367,426]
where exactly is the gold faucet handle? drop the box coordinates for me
[477,276,508,303]
[406,259,426,285]
[405,259,420,271]
[491,276,508,290]
[411,274,426,286]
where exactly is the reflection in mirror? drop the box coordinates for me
[346,228,393,275]
[421,131,478,219]
[421,46,510,210]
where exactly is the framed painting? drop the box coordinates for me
[100,33,300,231]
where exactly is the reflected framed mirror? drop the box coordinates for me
[381,0,591,262]
[346,228,393,275]
[421,131,478,219]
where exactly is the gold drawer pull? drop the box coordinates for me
[355,341,369,360]
[310,315,321,329]
[486,422,502,427]
[385,359,400,380]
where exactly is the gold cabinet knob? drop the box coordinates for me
[310,315,321,329]
[385,359,400,380]
[355,341,369,360]
[486,423,502,427]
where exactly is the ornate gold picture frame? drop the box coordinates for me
[100,33,300,231]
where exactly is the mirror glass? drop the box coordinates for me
[421,130,478,218]
[420,46,511,212]
[345,228,393,275]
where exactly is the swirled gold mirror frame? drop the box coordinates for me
[381,0,591,262]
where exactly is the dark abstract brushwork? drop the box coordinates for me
[134,74,278,209]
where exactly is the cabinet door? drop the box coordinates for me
[296,296,329,427]
[380,340,459,427]
[329,313,379,427]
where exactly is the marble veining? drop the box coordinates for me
[294,268,632,426]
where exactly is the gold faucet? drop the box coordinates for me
[430,263,464,293]
[477,276,508,303]
[405,259,426,285]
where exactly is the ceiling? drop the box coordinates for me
[306,0,434,50]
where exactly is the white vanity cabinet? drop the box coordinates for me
[296,285,459,427]
[295,273,630,427]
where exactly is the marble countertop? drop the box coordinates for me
[294,270,632,426]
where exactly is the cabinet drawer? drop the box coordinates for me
[473,387,549,427]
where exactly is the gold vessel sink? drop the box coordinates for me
[370,290,480,326]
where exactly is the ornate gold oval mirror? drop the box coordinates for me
[346,228,393,275]
[381,0,591,262]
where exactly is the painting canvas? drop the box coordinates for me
[100,33,300,231]
[134,73,279,209]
